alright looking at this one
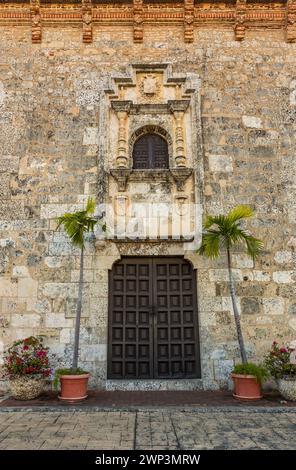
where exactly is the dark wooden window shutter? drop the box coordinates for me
[133,133,169,169]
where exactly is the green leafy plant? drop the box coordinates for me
[3,336,51,379]
[233,363,269,385]
[197,205,263,364]
[53,368,89,391]
[56,197,106,374]
[264,341,296,380]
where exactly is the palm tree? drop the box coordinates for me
[197,205,263,364]
[56,197,105,370]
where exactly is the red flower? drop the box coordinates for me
[280,348,288,353]
[23,345,29,351]
[36,350,47,358]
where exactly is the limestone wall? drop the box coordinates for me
[0,25,296,389]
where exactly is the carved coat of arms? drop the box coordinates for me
[139,74,161,101]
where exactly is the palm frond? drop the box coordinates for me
[197,231,221,259]
[236,230,264,259]
[86,197,96,216]
[56,198,103,248]
[227,205,254,224]
[198,205,263,260]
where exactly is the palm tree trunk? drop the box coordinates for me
[72,245,84,369]
[227,247,248,364]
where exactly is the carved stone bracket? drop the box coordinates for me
[30,0,41,44]
[110,169,131,192]
[234,0,247,41]
[286,0,296,43]
[184,0,194,43]
[82,0,93,44]
[111,101,132,114]
[133,0,143,43]
[171,168,192,191]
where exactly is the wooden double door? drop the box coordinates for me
[108,257,201,380]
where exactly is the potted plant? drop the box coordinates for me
[3,336,51,400]
[232,363,268,400]
[197,205,265,400]
[264,341,296,401]
[54,197,105,401]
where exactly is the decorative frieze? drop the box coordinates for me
[30,0,41,44]
[286,0,296,42]
[0,2,293,43]
[82,0,92,44]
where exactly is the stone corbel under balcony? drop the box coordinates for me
[110,169,131,192]
[110,168,192,192]
[170,168,193,191]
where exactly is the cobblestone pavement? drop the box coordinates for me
[0,410,296,450]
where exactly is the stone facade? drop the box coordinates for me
[0,10,296,390]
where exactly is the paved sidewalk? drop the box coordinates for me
[1,390,295,409]
[0,409,295,450]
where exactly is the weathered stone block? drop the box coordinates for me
[274,251,293,264]
[253,271,271,282]
[262,298,285,315]
[232,254,254,269]
[209,269,242,282]
[17,278,38,298]
[12,266,30,278]
[40,282,77,299]
[80,344,107,362]
[272,271,294,284]
[0,279,17,297]
[10,314,40,328]
[242,115,262,128]
[208,155,233,173]
[213,359,234,382]
[241,297,260,315]
[44,313,73,328]
[83,127,98,146]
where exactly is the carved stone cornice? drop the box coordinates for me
[0,2,293,43]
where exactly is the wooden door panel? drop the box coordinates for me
[153,258,200,379]
[108,257,200,380]
[108,258,153,379]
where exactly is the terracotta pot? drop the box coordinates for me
[58,374,90,402]
[232,373,262,401]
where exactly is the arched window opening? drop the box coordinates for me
[132,133,169,169]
